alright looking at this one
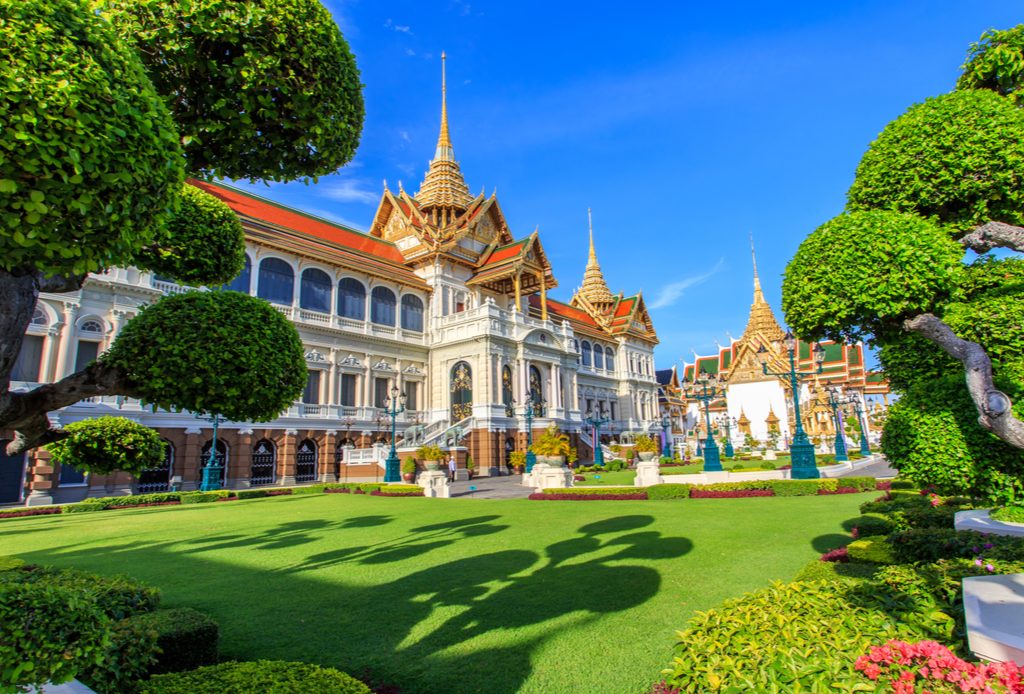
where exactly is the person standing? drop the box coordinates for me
[447,453,457,483]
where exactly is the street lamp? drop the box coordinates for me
[198,413,224,492]
[758,331,825,479]
[659,412,673,459]
[824,384,849,463]
[717,414,736,458]
[846,393,872,456]
[585,405,611,466]
[683,369,726,472]
[519,393,546,473]
[382,386,407,483]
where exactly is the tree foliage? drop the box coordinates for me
[0,0,184,275]
[102,291,307,421]
[782,210,964,342]
[133,184,246,286]
[958,25,1024,105]
[881,376,1024,504]
[102,0,364,182]
[46,416,166,476]
[846,90,1024,236]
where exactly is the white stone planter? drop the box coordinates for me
[955,509,1024,538]
[964,574,1024,665]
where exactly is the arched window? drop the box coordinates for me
[450,361,472,420]
[581,341,593,367]
[257,257,294,305]
[593,344,604,370]
[224,254,251,293]
[250,439,276,486]
[295,438,318,483]
[605,347,615,371]
[502,365,514,417]
[30,308,48,326]
[79,319,103,334]
[400,295,424,331]
[529,365,544,416]
[371,286,396,326]
[337,278,366,320]
[299,268,332,313]
[137,440,173,493]
[200,440,229,486]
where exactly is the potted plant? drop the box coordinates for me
[509,451,526,474]
[529,424,570,465]
[634,434,658,462]
[465,454,475,480]
[567,446,578,468]
[417,444,443,471]
[400,457,417,483]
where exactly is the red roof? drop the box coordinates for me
[190,179,405,264]
[480,239,528,267]
[529,295,601,329]
[614,296,637,317]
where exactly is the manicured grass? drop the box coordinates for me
[0,492,870,694]
[575,469,636,485]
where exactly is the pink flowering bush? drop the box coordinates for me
[528,492,648,501]
[820,547,850,563]
[690,488,773,498]
[855,640,1024,693]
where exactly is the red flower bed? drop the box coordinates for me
[820,547,849,562]
[370,490,422,497]
[265,490,292,497]
[876,480,892,491]
[817,487,858,495]
[855,640,1024,692]
[214,496,240,502]
[528,492,649,501]
[325,488,350,494]
[109,501,181,509]
[690,489,774,498]
[0,506,63,520]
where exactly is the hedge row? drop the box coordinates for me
[139,660,371,693]
[529,492,648,501]
[536,477,883,501]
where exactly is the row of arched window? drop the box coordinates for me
[578,340,616,371]
[223,256,425,331]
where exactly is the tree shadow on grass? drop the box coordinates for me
[18,512,692,694]
[812,533,853,553]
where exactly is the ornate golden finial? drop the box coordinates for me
[415,50,473,211]
[736,232,785,350]
[580,208,614,306]
[750,233,762,296]
[436,51,452,160]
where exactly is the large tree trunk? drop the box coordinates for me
[0,269,42,394]
[904,313,1024,449]
[959,221,1024,254]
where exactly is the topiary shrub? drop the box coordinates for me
[646,484,693,500]
[127,607,219,675]
[770,480,829,496]
[958,25,1024,106]
[846,536,897,565]
[0,579,112,691]
[0,0,184,276]
[102,0,364,182]
[46,416,167,476]
[180,491,232,504]
[103,291,307,421]
[291,484,326,495]
[80,613,159,693]
[793,559,879,584]
[3,565,160,619]
[138,660,372,693]
[888,528,1024,564]
[64,499,110,514]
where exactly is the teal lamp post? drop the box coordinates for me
[521,393,545,473]
[659,413,673,459]
[718,415,736,458]
[824,384,849,462]
[758,332,825,479]
[585,405,611,466]
[848,394,872,456]
[683,369,725,472]
[199,413,224,492]
[382,386,407,483]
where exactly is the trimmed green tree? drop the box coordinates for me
[46,417,166,476]
[0,0,362,460]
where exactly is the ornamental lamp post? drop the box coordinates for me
[847,394,872,456]
[520,393,546,473]
[198,413,224,492]
[824,384,849,463]
[758,331,825,479]
[382,386,407,483]
[660,413,673,459]
[683,368,726,472]
[718,414,736,458]
[585,405,611,466]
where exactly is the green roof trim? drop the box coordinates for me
[847,347,862,366]
[823,343,844,362]
[798,341,811,359]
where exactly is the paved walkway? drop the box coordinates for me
[450,474,535,499]
[835,456,897,479]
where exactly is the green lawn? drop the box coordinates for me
[0,493,869,694]
[574,469,636,485]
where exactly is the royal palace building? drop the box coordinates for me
[1,63,661,505]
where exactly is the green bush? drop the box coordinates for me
[180,491,231,505]
[991,504,1024,523]
[770,480,829,496]
[0,578,112,691]
[0,556,24,572]
[235,489,271,500]
[541,487,640,496]
[846,536,897,565]
[660,580,951,692]
[80,613,159,693]
[46,417,167,476]
[0,0,184,277]
[845,513,894,537]
[64,499,110,514]
[793,560,879,584]
[698,480,773,491]
[3,565,160,619]
[889,528,1024,564]
[859,493,930,516]
[606,460,628,472]
[842,476,879,492]
[646,484,693,500]
[958,25,1024,105]
[291,484,326,495]
[890,479,918,490]
[138,660,372,693]
[128,607,219,675]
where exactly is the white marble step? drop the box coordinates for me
[964,574,1024,665]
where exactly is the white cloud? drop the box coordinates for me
[405,48,416,56]
[648,258,725,310]
[384,18,412,34]
[398,130,412,143]
[319,178,378,205]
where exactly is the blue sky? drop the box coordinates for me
[233,1,1021,370]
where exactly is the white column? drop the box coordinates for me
[53,302,79,380]
[43,327,61,383]
[328,350,338,405]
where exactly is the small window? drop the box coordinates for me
[59,464,86,486]
[74,341,100,373]
[303,370,321,404]
[79,320,103,334]
[406,382,418,411]
[374,378,390,408]
[337,278,366,320]
[300,268,332,313]
[605,347,615,371]
[593,345,604,369]
[11,335,44,382]
[400,295,424,331]
[257,258,295,305]
[340,373,357,407]
[371,287,397,326]
[581,341,592,367]
[30,308,48,326]
[223,255,252,293]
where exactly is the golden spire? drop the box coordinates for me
[750,232,764,301]
[415,51,473,211]
[739,233,785,345]
[580,208,614,305]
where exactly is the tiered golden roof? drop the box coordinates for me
[580,209,615,306]
[415,52,474,212]
[741,239,786,346]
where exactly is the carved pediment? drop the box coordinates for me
[305,349,327,363]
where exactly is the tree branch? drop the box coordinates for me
[1,362,138,455]
[903,313,1024,449]
[959,221,1024,254]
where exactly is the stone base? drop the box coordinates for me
[320,472,338,484]
[279,475,297,486]
[24,490,53,507]
[634,462,662,487]
[964,574,1024,665]
[418,470,450,498]
[956,509,1024,538]
[764,450,777,461]
[525,463,573,489]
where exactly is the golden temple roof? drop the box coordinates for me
[740,236,786,346]
[415,53,474,211]
[579,209,615,306]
